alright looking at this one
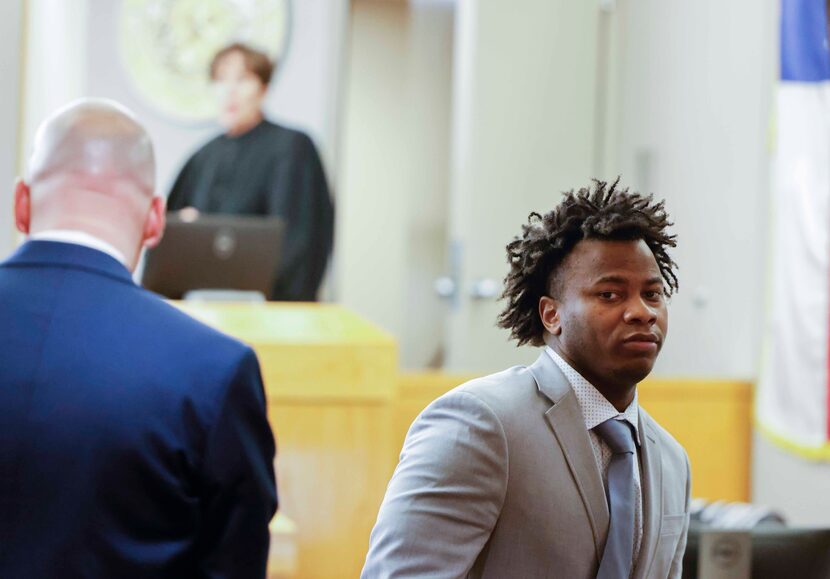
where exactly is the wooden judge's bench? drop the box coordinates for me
[175,302,753,579]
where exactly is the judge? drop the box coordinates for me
[168,42,334,301]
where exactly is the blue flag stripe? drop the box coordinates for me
[781,0,830,82]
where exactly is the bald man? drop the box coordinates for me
[0,99,277,579]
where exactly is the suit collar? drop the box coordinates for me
[528,351,610,563]
[527,349,573,404]
[3,240,135,285]
[31,229,127,266]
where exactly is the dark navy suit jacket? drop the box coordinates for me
[0,241,277,578]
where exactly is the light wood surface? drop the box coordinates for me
[638,378,752,502]
[177,302,398,401]
[268,403,396,578]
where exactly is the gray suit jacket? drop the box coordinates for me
[363,352,690,578]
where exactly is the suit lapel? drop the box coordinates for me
[632,411,663,579]
[528,352,609,563]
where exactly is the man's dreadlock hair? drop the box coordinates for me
[497,178,678,347]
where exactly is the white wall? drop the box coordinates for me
[337,0,453,368]
[610,0,776,380]
[338,2,409,343]
[0,0,23,258]
[401,1,454,368]
[753,434,830,525]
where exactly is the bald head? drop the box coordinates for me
[16,98,165,272]
[28,98,155,193]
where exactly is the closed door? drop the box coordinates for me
[441,0,601,372]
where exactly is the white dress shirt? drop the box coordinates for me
[31,230,128,266]
[546,346,644,568]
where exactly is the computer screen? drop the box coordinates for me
[142,213,285,300]
[682,526,830,579]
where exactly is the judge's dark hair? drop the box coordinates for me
[497,177,678,347]
[209,42,275,86]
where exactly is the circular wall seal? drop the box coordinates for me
[118,0,291,123]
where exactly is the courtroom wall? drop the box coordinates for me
[0,0,24,258]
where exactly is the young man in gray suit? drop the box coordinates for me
[363,179,691,578]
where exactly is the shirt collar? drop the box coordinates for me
[545,346,641,445]
[30,230,128,266]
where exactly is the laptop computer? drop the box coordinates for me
[142,213,285,300]
[682,526,830,579]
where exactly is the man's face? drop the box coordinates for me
[212,51,266,132]
[545,238,668,395]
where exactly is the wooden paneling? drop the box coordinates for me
[268,403,396,578]
[638,379,753,502]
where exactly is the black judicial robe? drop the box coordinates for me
[167,120,334,301]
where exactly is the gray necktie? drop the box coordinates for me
[593,418,636,579]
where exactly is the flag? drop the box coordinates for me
[757,0,830,459]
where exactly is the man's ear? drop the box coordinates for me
[539,295,562,336]
[141,196,166,248]
[14,179,31,234]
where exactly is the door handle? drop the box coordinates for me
[434,276,457,299]
[469,278,500,300]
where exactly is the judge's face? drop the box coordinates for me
[212,51,267,134]
[541,239,668,399]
